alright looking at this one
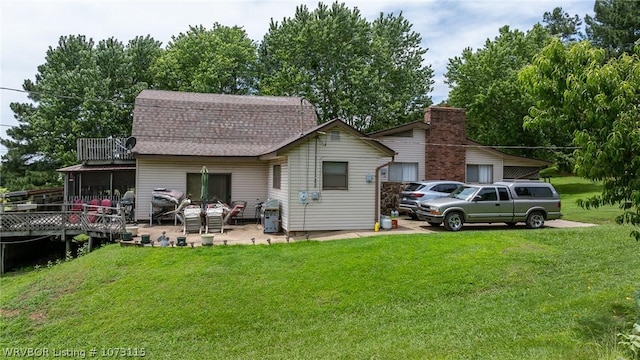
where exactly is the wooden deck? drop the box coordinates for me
[0,208,127,239]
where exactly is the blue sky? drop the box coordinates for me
[0,0,595,156]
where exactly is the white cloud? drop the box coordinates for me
[0,0,594,154]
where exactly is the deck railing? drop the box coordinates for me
[77,137,134,162]
[0,206,126,237]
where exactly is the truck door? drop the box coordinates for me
[467,186,513,222]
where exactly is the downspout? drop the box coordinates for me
[375,158,395,224]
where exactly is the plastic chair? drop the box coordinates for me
[100,198,112,215]
[88,198,100,223]
[206,205,225,233]
[183,205,202,234]
[70,199,83,224]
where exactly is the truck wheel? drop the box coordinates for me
[525,211,545,229]
[427,221,441,227]
[444,212,464,231]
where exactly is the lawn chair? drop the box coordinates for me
[205,203,226,234]
[87,198,100,223]
[183,205,202,234]
[229,200,247,224]
[70,199,83,224]
[100,198,112,215]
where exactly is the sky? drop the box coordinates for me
[0,0,595,156]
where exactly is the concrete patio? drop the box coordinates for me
[120,217,594,247]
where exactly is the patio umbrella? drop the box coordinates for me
[200,165,209,208]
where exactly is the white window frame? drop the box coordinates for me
[388,162,418,182]
[467,164,493,184]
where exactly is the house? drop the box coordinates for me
[58,93,550,232]
[369,106,551,184]
[130,90,396,233]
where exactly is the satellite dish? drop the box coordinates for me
[125,137,137,150]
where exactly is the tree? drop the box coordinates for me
[153,23,258,94]
[519,39,640,240]
[0,35,162,190]
[543,7,583,42]
[445,25,555,159]
[585,0,640,58]
[258,1,433,131]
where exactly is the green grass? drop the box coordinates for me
[550,176,624,225]
[1,176,639,359]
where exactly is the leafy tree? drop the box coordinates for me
[519,39,640,240]
[585,0,640,58]
[258,1,433,131]
[543,7,583,42]
[0,35,162,190]
[445,25,554,159]
[153,23,258,94]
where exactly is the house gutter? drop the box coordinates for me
[375,158,395,224]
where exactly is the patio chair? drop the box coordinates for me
[183,205,202,234]
[205,204,225,234]
[229,200,247,224]
[87,198,100,223]
[100,198,112,215]
[70,199,83,224]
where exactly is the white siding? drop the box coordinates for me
[135,158,267,221]
[376,128,425,181]
[465,148,503,182]
[283,132,382,232]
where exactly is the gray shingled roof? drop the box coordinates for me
[131,90,318,157]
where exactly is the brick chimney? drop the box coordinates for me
[424,107,466,182]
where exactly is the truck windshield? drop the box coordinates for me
[449,186,478,200]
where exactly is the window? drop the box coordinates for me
[186,173,231,204]
[467,164,493,184]
[323,161,348,189]
[477,187,498,201]
[515,186,553,198]
[498,187,510,200]
[389,162,418,182]
[431,183,460,193]
[273,165,281,189]
[514,187,532,197]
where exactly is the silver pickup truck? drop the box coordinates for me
[415,181,562,231]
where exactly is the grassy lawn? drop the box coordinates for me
[550,176,624,225]
[1,177,638,359]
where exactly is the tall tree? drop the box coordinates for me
[258,1,433,131]
[445,25,554,159]
[0,35,162,190]
[519,39,640,239]
[543,7,583,42]
[153,23,258,94]
[585,0,640,58]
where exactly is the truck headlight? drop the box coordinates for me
[430,207,441,215]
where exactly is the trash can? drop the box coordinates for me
[262,199,280,233]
